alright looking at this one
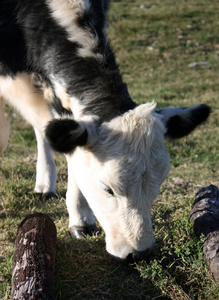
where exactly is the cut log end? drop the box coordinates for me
[11,213,57,300]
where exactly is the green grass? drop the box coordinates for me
[1,0,219,299]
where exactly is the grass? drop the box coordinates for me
[1,0,219,299]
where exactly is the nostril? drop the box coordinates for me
[110,247,153,262]
[107,241,154,262]
[131,247,154,262]
[126,253,134,262]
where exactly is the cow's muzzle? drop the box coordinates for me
[127,246,154,262]
[110,245,154,262]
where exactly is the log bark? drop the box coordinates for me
[11,213,57,300]
[190,185,219,286]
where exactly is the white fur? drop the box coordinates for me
[0,73,57,194]
[46,0,103,59]
[34,128,57,194]
[0,74,52,131]
[66,154,96,227]
[66,103,170,259]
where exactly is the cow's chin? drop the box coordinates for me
[105,236,155,262]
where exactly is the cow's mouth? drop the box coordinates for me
[108,245,154,263]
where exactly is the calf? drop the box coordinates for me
[0,0,210,261]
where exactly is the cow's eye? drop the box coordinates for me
[100,181,114,196]
[105,186,114,196]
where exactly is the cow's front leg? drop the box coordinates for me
[34,127,57,199]
[66,155,98,238]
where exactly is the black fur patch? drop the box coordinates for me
[77,1,107,47]
[45,119,88,154]
[0,0,27,76]
[166,104,211,138]
[0,0,136,121]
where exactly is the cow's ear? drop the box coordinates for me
[45,119,88,154]
[156,104,211,139]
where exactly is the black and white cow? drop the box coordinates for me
[0,0,210,261]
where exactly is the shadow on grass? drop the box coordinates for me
[54,235,168,300]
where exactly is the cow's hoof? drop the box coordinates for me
[36,192,57,200]
[69,224,99,239]
[86,224,99,236]
[70,226,87,238]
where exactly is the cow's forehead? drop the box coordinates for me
[93,108,169,196]
[97,104,165,158]
[78,102,168,195]
[99,154,148,195]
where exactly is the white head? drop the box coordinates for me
[46,102,210,260]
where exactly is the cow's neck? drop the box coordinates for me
[48,51,136,121]
[17,0,136,122]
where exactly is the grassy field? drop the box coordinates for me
[1,0,219,299]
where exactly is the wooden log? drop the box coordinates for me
[190,185,219,286]
[11,213,57,300]
[203,231,219,286]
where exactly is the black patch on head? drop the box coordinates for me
[45,119,88,154]
[166,104,211,139]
